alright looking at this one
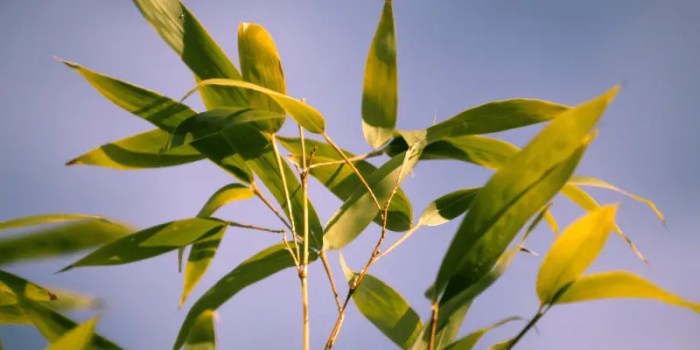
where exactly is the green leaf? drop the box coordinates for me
[0,305,28,324]
[277,136,412,232]
[536,206,618,305]
[418,188,479,227]
[45,317,98,350]
[0,214,103,231]
[340,254,423,349]
[61,218,227,271]
[0,271,120,349]
[568,175,665,224]
[1,281,100,312]
[197,184,255,218]
[324,140,425,250]
[485,338,514,350]
[67,129,203,170]
[444,317,521,350]
[238,22,286,132]
[426,99,569,142]
[0,219,132,266]
[185,79,325,133]
[435,87,618,302]
[362,0,397,148]
[555,271,700,313]
[132,0,248,108]
[173,243,315,350]
[185,310,217,350]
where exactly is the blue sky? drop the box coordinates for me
[1,0,699,349]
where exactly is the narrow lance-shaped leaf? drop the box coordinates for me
[132,0,248,108]
[185,310,217,350]
[340,254,423,349]
[536,206,617,305]
[418,188,479,227]
[238,22,287,132]
[184,79,325,133]
[173,243,316,350]
[324,140,426,250]
[362,0,397,148]
[46,317,98,350]
[61,218,227,271]
[555,271,700,313]
[196,184,255,218]
[485,338,515,350]
[0,219,132,266]
[436,87,618,302]
[278,136,412,232]
[67,129,203,170]
[444,317,522,350]
[0,214,104,231]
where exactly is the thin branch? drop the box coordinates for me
[319,250,342,312]
[225,221,285,234]
[506,304,549,350]
[308,149,383,169]
[271,133,300,260]
[281,229,301,271]
[376,224,421,260]
[251,183,292,231]
[428,302,439,350]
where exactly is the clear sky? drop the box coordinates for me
[1,1,699,349]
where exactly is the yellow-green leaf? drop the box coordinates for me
[444,317,521,350]
[418,188,479,227]
[45,317,98,350]
[196,184,255,218]
[536,206,618,305]
[0,214,102,231]
[362,0,397,148]
[185,310,216,350]
[555,271,700,313]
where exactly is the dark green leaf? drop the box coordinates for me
[444,317,521,350]
[418,188,479,227]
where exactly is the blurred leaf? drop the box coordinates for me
[197,184,255,218]
[133,0,248,108]
[569,175,665,224]
[555,271,700,313]
[0,305,27,324]
[485,338,514,350]
[435,87,618,302]
[0,271,120,349]
[45,317,98,350]
[426,99,568,142]
[536,206,617,305]
[444,316,521,350]
[0,219,132,266]
[67,129,203,170]
[185,79,325,133]
[61,218,227,271]
[362,0,397,148]
[185,310,217,350]
[174,243,316,349]
[0,214,103,231]
[340,254,422,349]
[324,140,425,250]
[278,136,412,232]
[418,188,479,227]
[238,22,286,132]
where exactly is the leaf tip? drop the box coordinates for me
[53,56,79,69]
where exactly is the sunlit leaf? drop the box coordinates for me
[67,129,203,170]
[0,305,27,324]
[238,22,286,132]
[324,140,425,250]
[133,0,248,108]
[362,0,397,148]
[278,136,412,232]
[0,219,132,266]
[485,338,514,350]
[418,188,479,227]
[184,79,325,133]
[45,317,98,350]
[435,87,617,302]
[197,184,255,218]
[0,214,103,231]
[61,218,227,271]
[174,243,316,350]
[340,254,422,349]
[555,271,700,313]
[536,206,617,305]
[444,316,521,350]
[185,310,217,350]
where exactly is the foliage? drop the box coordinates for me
[1,0,697,349]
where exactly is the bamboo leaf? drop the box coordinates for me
[418,188,479,227]
[435,87,618,302]
[324,140,425,250]
[0,214,104,231]
[60,218,227,271]
[277,136,412,232]
[132,0,248,108]
[173,243,315,350]
[362,0,397,148]
[185,310,217,350]
[0,219,132,266]
[340,254,423,349]
[238,22,286,132]
[555,271,700,313]
[444,317,521,350]
[45,317,98,350]
[196,184,255,218]
[536,206,618,305]
[486,338,514,350]
[0,305,27,324]
[67,129,203,170]
[184,79,325,133]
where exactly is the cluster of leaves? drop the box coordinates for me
[1,0,697,349]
